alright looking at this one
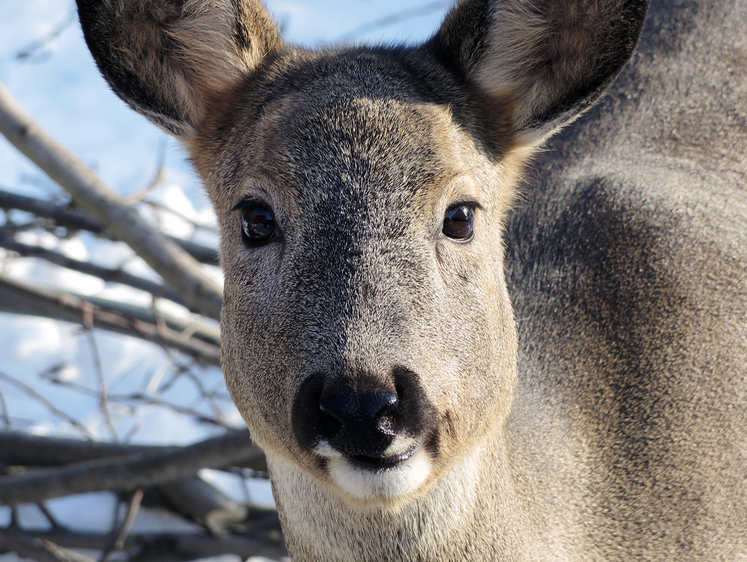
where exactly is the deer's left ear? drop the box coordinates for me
[429,0,649,145]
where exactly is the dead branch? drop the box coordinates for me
[0,82,222,320]
[0,429,265,506]
[0,529,96,562]
[0,274,221,365]
[0,528,287,561]
[0,431,264,472]
[0,187,220,266]
[0,232,192,310]
[158,476,247,536]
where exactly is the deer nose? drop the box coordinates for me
[318,391,399,458]
[320,392,398,430]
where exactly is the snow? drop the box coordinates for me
[0,1,448,560]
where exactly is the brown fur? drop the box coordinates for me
[76,0,746,559]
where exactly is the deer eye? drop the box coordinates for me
[443,205,474,240]
[241,204,276,244]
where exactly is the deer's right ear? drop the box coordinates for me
[76,0,282,137]
[429,0,648,146]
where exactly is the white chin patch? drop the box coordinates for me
[325,446,432,500]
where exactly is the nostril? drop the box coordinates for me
[320,392,398,425]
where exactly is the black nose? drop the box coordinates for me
[292,368,438,462]
[320,392,398,426]
[319,391,398,458]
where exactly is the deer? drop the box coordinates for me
[75,0,746,559]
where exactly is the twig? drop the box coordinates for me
[0,429,265,505]
[338,1,448,42]
[36,502,63,531]
[141,197,218,233]
[104,392,231,429]
[0,430,265,472]
[83,323,119,442]
[0,389,10,428]
[0,528,287,561]
[0,187,220,265]
[0,273,221,365]
[0,82,223,320]
[100,489,144,561]
[0,371,93,440]
[0,529,96,562]
[0,231,194,310]
[15,9,77,62]
[124,139,168,205]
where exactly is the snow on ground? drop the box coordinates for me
[0,1,448,560]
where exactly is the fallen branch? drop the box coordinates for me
[0,273,221,365]
[0,429,265,505]
[0,83,222,319]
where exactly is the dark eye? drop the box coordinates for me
[443,205,474,240]
[241,204,276,243]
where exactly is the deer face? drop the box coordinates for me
[196,53,521,501]
[77,0,647,506]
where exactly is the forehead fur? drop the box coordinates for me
[190,47,514,210]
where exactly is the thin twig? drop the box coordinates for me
[0,370,93,440]
[0,187,220,265]
[36,502,63,531]
[15,9,77,62]
[0,273,221,365]
[124,139,168,205]
[99,489,144,562]
[0,389,10,428]
[0,529,96,562]
[338,1,448,42]
[0,528,287,561]
[83,322,119,442]
[0,231,194,310]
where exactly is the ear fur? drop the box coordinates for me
[76,0,282,137]
[430,0,649,144]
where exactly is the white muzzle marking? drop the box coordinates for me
[314,436,432,499]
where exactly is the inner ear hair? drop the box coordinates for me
[76,0,282,137]
[430,0,649,144]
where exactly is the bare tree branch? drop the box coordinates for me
[0,529,96,562]
[0,232,193,310]
[0,187,220,266]
[0,429,265,505]
[0,528,287,561]
[0,82,223,320]
[158,476,247,537]
[0,431,265,472]
[0,274,221,365]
